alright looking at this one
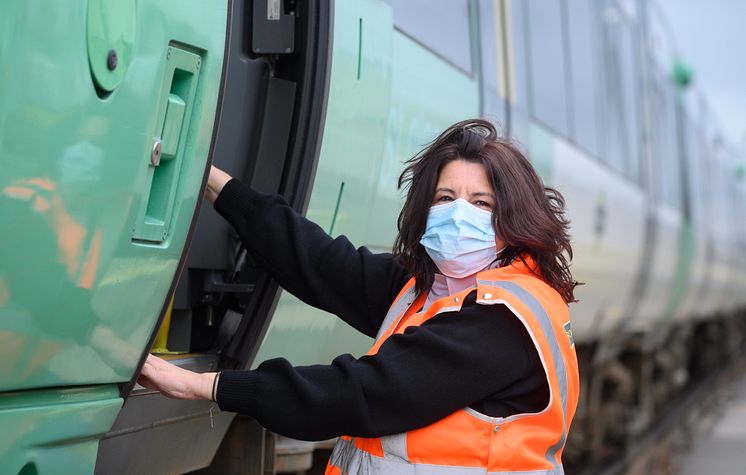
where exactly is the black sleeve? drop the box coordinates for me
[215,295,549,441]
[214,179,410,337]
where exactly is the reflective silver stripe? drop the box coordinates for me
[329,437,359,474]
[330,437,483,474]
[329,437,564,475]
[476,279,569,470]
[414,465,485,475]
[380,432,408,462]
[432,305,463,316]
[375,285,417,341]
[464,406,503,423]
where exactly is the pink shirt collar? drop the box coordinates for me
[423,260,502,311]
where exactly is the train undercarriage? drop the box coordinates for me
[566,310,746,472]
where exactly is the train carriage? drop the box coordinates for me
[1,0,745,473]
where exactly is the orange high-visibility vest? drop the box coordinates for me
[325,257,579,475]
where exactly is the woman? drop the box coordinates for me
[139,119,580,474]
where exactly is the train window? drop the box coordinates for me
[526,0,570,137]
[477,0,506,128]
[646,7,682,209]
[600,4,641,181]
[566,0,601,157]
[388,0,473,74]
[649,67,681,208]
[506,0,531,140]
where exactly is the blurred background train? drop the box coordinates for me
[2,0,745,473]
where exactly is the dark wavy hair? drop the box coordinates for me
[393,119,579,303]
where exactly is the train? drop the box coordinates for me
[2,0,745,473]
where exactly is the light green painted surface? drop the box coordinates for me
[86,0,136,92]
[253,0,481,367]
[0,385,122,474]
[0,0,227,391]
[528,123,556,183]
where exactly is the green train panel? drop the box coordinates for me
[0,0,228,472]
[0,0,226,391]
[0,386,121,474]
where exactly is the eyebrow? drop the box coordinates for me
[435,188,495,199]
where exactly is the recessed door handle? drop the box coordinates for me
[132,46,201,244]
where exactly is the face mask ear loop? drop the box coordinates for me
[491,246,508,268]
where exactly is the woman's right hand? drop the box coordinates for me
[205,165,232,204]
[137,354,217,401]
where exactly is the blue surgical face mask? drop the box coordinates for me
[419,198,499,278]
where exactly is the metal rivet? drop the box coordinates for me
[483,293,493,299]
[493,425,500,433]
[166,48,172,60]
[107,49,118,71]
[151,140,162,166]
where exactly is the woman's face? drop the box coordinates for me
[432,159,505,249]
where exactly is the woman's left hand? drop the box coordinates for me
[137,354,217,401]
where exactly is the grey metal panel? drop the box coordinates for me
[180,0,270,277]
[97,355,231,474]
[249,78,297,194]
[95,392,235,474]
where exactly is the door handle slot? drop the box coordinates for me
[133,46,201,244]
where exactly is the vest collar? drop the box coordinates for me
[476,254,539,282]
[419,256,539,315]
[475,255,541,305]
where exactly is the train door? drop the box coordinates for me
[0,0,229,473]
[707,144,740,315]
[95,1,332,473]
[683,99,720,320]
[605,1,686,338]
[631,6,689,336]
[675,95,713,323]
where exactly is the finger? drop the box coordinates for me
[136,374,153,389]
[137,362,156,385]
[136,373,159,392]
[142,356,164,375]
[147,354,173,370]
[138,357,164,385]
[141,356,158,372]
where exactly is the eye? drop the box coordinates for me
[474,200,492,209]
[436,195,453,203]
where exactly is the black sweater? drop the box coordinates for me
[214,179,548,441]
